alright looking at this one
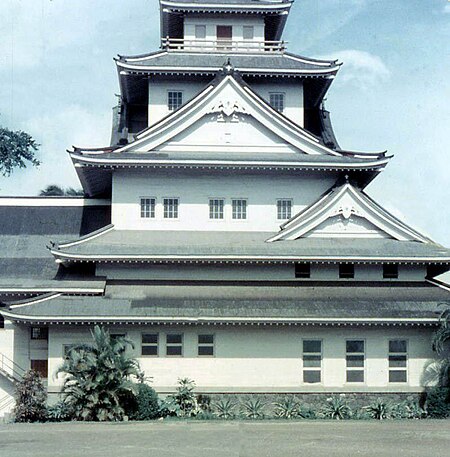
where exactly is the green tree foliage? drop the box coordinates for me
[13,370,47,423]
[56,326,143,421]
[131,383,160,420]
[431,307,450,388]
[39,185,84,196]
[0,126,40,176]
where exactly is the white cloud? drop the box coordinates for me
[320,50,390,90]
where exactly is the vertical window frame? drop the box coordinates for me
[167,91,183,111]
[198,334,215,357]
[31,327,48,341]
[269,92,285,113]
[388,339,408,384]
[141,333,159,357]
[163,197,179,219]
[195,25,206,39]
[166,333,184,357]
[232,198,247,220]
[346,339,365,384]
[209,198,225,220]
[140,197,156,219]
[277,199,293,220]
[302,339,322,384]
[242,25,254,40]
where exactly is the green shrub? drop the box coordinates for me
[47,400,74,422]
[320,396,352,420]
[240,397,266,419]
[197,394,212,413]
[391,400,427,420]
[364,399,393,420]
[425,387,450,418]
[160,378,200,418]
[13,370,47,423]
[273,397,300,419]
[213,398,237,419]
[298,403,317,419]
[132,383,160,420]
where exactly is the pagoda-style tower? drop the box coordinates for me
[0,0,449,405]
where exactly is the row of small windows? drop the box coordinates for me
[295,263,400,280]
[194,24,255,41]
[166,90,285,113]
[140,198,293,220]
[303,339,408,384]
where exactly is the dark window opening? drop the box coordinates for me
[31,327,48,340]
[383,264,399,279]
[427,265,449,279]
[339,264,354,279]
[31,359,48,379]
[295,263,311,279]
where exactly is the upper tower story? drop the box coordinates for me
[160,0,293,53]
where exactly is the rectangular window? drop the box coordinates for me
[198,334,215,357]
[277,199,292,220]
[383,264,399,279]
[209,199,224,220]
[31,327,48,340]
[339,264,355,279]
[389,340,408,383]
[140,198,156,219]
[243,26,254,40]
[346,340,365,383]
[232,199,247,220]
[166,334,183,356]
[303,340,322,384]
[195,25,206,39]
[168,91,183,111]
[295,263,311,279]
[163,198,179,219]
[270,93,285,113]
[142,333,159,356]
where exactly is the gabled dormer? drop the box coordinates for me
[160,0,293,53]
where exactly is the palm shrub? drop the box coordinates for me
[161,378,200,418]
[431,307,450,389]
[392,400,426,420]
[56,325,142,422]
[47,400,75,422]
[425,387,450,418]
[320,396,352,420]
[240,397,266,419]
[13,370,47,423]
[364,399,393,420]
[273,397,300,419]
[213,398,237,419]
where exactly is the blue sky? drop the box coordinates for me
[0,0,449,245]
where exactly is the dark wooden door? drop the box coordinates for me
[217,26,232,50]
[31,359,48,379]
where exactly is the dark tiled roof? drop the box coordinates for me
[117,51,338,74]
[51,229,450,263]
[2,284,448,323]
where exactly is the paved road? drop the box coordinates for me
[0,420,449,457]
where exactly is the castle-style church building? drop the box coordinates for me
[1,0,449,411]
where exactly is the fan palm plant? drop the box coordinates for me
[56,326,142,421]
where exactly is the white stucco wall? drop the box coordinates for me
[111,170,336,231]
[47,325,436,394]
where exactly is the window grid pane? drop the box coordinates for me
[209,199,224,220]
[198,334,214,357]
[346,340,365,383]
[168,91,183,111]
[31,327,48,340]
[163,198,179,219]
[303,340,322,384]
[142,333,158,356]
[340,264,355,279]
[140,198,155,219]
[166,334,183,356]
[277,199,292,220]
[232,199,247,220]
[389,339,407,383]
[270,93,285,112]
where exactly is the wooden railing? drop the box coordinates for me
[161,37,287,53]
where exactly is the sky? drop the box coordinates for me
[0,0,449,245]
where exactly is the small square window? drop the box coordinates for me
[195,25,206,39]
[269,93,285,113]
[166,334,183,356]
[198,334,214,357]
[383,264,399,279]
[209,199,224,220]
[31,327,48,340]
[168,91,183,111]
[232,199,247,220]
[277,199,292,220]
[339,264,354,279]
[243,26,254,40]
[295,263,311,279]
[142,333,159,356]
[164,198,179,219]
[140,198,156,219]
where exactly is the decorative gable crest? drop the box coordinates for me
[208,100,248,122]
[267,183,431,243]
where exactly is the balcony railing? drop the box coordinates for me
[161,37,287,54]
